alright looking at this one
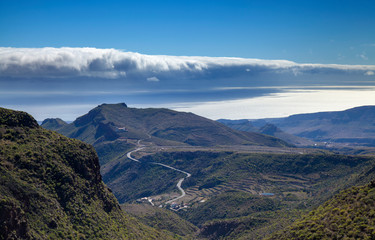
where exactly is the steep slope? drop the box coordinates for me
[0,107,173,240]
[269,180,375,239]
[265,105,375,146]
[55,103,289,148]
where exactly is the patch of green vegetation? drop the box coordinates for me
[0,107,175,240]
[182,190,280,226]
[176,190,303,240]
[269,180,375,239]
[142,151,375,204]
[122,204,198,238]
[41,118,68,131]
[95,140,134,166]
[103,159,184,203]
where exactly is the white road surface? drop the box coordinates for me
[125,138,191,205]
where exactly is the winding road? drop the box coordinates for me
[126,147,144,162]
[126,138,191,205]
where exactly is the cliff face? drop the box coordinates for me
[0,107,170,240]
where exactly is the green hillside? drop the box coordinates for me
[188,191,301,240]
[269,180,375,239]
[102,159,183,203]
[0,107,173,240]
[136,151,375,239]
[122,203,198,238]
[141,151,375,205]
[182,190,280,226]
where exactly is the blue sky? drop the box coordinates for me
[0,0,375,120]
[1,0,374,64]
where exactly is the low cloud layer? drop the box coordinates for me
[1,47,374,80]
[171,89,375,119]
[1,47,375,120]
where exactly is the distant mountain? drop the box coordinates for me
[220,106,375,147]
[0,107,173,239]
[269,180,375,239]
[258,123,315,146]
[41,118,68,130]
[264,106,375,146]
[47,103,289,148]
[217,120,313,146]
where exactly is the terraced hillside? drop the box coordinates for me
[134,151,375,239]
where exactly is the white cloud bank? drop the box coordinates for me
[1,47,375,121]
[1,47,375,79]
[169,89,375,120]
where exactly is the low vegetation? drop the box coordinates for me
[182,190,281,226]
[269,180,375,239]
[137,151,375,239]
[122,204,198,238]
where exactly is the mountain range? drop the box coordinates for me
[217,119,314,146]
[43,103,289,148]
[220,105,375,147]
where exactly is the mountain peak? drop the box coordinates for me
[98,103,128,108]
[0,107,39,128]
[53,104,290,147]
[41,118,68,130]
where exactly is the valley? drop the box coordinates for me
[34,103,375,239]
